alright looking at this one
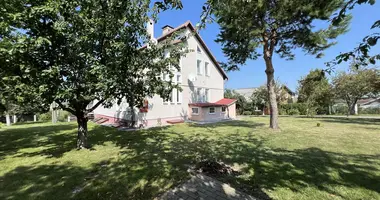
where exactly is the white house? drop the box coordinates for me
[93,21,236,127]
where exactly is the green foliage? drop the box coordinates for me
[288,109,300,116]
[224,89,247,114]
[329,0,379,69]
[38,112,52,122]
[0,122,3,128]
[280,103,308,115]
[1,0,185,147]
[359,107,380,115]
[332,67,380,115]
[332,104,349,115]
[242,111,252,115]
[298,69,333,114]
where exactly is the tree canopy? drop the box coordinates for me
[0,0,184,148]
[297,69,333,114]
[332,67,379,115]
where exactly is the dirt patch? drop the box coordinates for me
[194,160,239,175]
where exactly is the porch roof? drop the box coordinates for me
[189,98,237,108]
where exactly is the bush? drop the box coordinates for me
[253,110,262,115]
[280,103,308,115]
[332,104,348,115]
[359,107,380,115]
[0,122,3,129]
[288,109,300,115]
[242,111,252,115]
[38,112,52,121]
[58,111,70,122]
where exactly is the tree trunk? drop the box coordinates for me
[130,102,135,128]
[76,115,88,149]
[264,58,280,130]
[347,99,358,116]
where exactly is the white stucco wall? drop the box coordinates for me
[93,26,226,124]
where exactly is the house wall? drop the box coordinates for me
[188,103,236,122]
[93,26,225,125]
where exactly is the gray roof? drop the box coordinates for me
[234,87,258,100]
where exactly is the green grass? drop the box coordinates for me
[0,117,379,200]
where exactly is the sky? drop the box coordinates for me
[153,0,380,92]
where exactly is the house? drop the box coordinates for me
[358,97,380,109]
[93,20,236,127]
[234,85,296,103]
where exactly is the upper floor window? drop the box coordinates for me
[197,60,202,75]
[205,62,210,76]
[197,46,202,54]
[204,89,209,102]
[197,88,202,102]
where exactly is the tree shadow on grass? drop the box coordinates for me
[0,123,77,159]
[188,119,266,129]
[2,121,380,199]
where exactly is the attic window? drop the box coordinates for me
[197,46,202,53]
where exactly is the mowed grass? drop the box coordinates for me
[0,117,379,200]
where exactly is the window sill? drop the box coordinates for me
[209,113,216,115]
[192,113,199,116]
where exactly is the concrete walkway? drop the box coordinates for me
[157,174,257,200]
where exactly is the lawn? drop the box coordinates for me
[0,117,379,200]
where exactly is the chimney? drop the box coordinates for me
[147,19,154,40]
[162,25,174,35]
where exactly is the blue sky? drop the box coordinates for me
[154,0,380,92]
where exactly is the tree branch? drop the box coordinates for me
[55,100,76,114]
[87,99,105,113]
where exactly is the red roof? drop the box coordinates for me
[215,98,237,105]
[142,21,228,80]
[189,98,237,107]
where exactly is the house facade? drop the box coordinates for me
[93,21,236,127]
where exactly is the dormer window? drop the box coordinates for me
[197,46,202,54]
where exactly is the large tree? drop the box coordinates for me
[1,0,184,148]
[298,69,333,114]
[332,67,379,115]
[201,0,350,129]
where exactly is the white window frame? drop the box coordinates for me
[192,107,199,115]
[197,60,202,75]
[222,106,227,113]
[205,62,210,76]
[196,88,203,102]
[209,107,216,114]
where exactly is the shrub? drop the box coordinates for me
[280,103,307,115]
[253,110,262,115]
[332,104,348,115]
[38,112,52,121]
[58,111,70,122]
[0,122,3,129]
[242,111,252,115]
[288,109,300,115]
[359,107,380,115]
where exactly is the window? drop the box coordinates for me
[205,62,210,76]
[192,107,199,115]
[197,88,202,102]
[209,107,215,114]
[222,107,227,113]
[176,89,182,104]
[204,89,209,102]
[176,74,182,84]
[197,46,202,53]
[197,60,202,75]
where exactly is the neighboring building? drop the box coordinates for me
[93,21,236,127]
[234,87,258,101]
[358,97,380,109]
[234,85,296,103]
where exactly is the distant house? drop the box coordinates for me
[234,85,296,103]
[93,20,236,127]
[358,97,380,109]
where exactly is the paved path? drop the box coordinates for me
[157,174,257,200]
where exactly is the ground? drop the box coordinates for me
[0,117,379,200]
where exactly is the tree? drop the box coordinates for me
[201,0,350,129]
[1,0,184,148]
[332,67,379,115]
[251,81,290,114]
[298,69,333,114]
